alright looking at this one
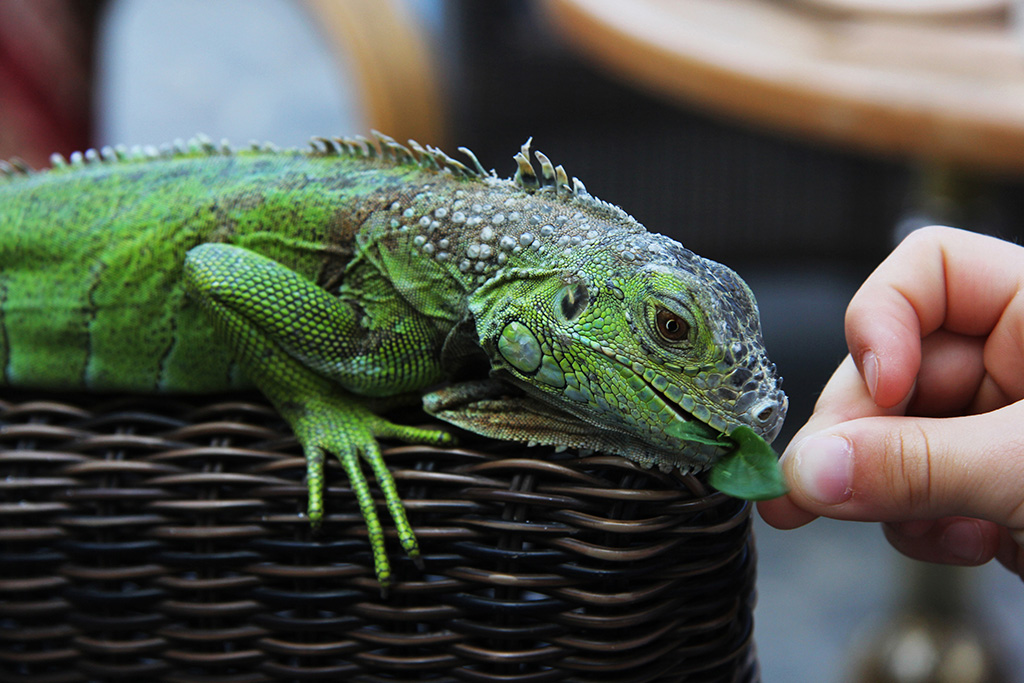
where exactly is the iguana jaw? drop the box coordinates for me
[640,361,787,446]
[423,372,736,473]
[584,337,787,447]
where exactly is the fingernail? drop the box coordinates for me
[942,519,985,564]
[862,351,879,400]
[791,435,853,506]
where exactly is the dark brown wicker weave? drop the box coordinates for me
[0,392,758,683]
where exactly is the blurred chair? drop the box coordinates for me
[543,0,1024,175]
[304,0,446,148]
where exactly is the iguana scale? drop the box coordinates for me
[0,133,787,589]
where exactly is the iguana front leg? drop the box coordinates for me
[182,243,451,589]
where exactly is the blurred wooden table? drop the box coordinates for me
[544,0,1024,173]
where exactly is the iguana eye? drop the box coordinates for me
[558,283,589,321]
[655,308,690,342]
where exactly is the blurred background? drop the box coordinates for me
[3,0,1024,679]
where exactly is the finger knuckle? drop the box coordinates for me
[881,422,934,510]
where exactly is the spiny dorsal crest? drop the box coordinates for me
[6,131,593,206]
[309,130,486,180]
[51,133,235,170]
[310,132,593,202]
[513,137,588,199]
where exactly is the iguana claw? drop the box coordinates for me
[294,395,452,590]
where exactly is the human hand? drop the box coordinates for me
[758,226,1024,578]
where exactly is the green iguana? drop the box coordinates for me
[0,132,787,589]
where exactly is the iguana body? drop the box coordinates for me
[0,133,787,588]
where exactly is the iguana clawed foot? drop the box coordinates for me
[287,393,452,591]
[185,243,454,592]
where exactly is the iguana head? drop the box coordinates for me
[429,223,787,474]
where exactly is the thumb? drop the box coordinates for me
[782,402,1024,529]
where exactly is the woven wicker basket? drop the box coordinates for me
[0,392,758,682]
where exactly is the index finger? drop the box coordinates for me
[846,226,1024,408]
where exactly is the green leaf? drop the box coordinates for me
[708,425,788,501]
[665,416,733,447]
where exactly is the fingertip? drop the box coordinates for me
[753,428,835,529]
[855,346,917,410]
[845,286,923,409]
[883,517,1000,566]
[941,518,996,565]
[757,495,819,530]
[782,433,854,508]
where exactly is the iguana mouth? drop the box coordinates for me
[423,374,728,472]
[540,355,736,469]
[592,339,785,445]
[643,371,736,436]
[590,342,736,443]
